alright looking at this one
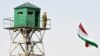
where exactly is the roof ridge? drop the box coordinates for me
[14,2,40,9]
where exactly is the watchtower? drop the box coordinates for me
[3,2,51,56]
[14,2,40,27]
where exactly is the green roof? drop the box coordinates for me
[15,2,40,9]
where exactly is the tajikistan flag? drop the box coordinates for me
[77,23,98,48]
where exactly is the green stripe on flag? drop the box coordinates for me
[78,34,98,48]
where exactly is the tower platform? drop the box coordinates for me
[3,18,51,30]
[4,27,50,30]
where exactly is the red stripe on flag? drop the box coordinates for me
[79,23,88,35]
[85,42,89,47]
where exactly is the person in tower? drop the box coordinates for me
[42,12,47,28]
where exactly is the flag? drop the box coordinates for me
[77,23,98,48]
[79,23,89,47]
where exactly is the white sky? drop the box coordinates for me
[0,0,100,56]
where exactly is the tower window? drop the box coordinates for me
[18,12,23,15]
[28,12,33,15]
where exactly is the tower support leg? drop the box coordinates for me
[9,28,46,56]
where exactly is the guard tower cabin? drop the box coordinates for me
[14,2,40,28]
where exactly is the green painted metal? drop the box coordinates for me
[15,2,40,9]
[14,2,40,27]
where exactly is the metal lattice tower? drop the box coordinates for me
[3,2,51,56]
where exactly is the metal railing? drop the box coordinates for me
[3,17,51,29]
[3,17,14,28]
